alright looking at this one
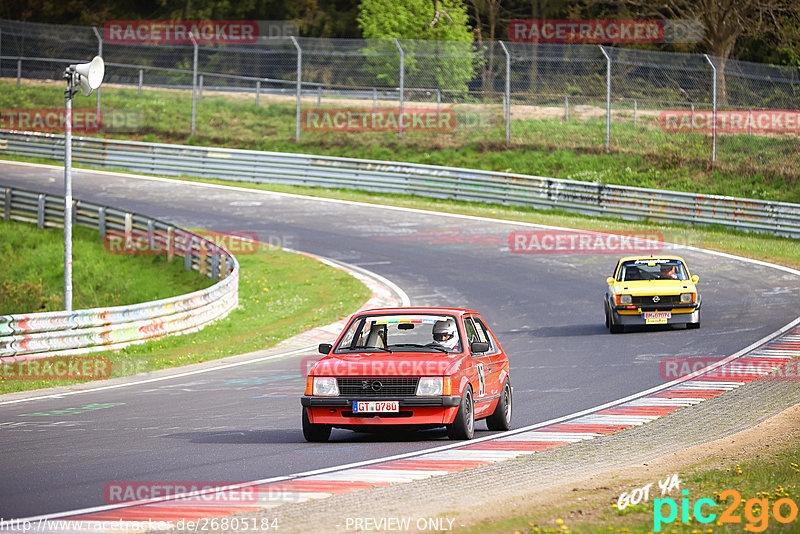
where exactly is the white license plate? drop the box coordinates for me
[352,400,399,413]
[643,311,671,324]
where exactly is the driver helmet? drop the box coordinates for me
[432,319,458,350]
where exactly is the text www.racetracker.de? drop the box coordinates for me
[1,517,282,532]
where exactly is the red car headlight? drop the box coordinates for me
[312,377,339,396]
[416,377,444,396]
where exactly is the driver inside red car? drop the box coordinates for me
[429,318,458,350]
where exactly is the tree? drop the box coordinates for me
[468,0,503,93]
[357,0,480,92]
[629,0,794,105]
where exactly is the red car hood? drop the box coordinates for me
[310,352,461,377]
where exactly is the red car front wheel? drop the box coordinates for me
[302,408,332,442]
[447,386,474,440]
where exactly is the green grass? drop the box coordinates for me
[0,220,371,394]
[2,79,798,203]
[459,446,800,533]
[0,218,214,314]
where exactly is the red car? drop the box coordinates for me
[301,307,512,441]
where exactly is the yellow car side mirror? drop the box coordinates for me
[606,277,615,285]
[691,274,699,283]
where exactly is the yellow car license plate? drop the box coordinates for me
[643,311,671,324]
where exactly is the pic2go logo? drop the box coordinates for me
[654,489,799,532]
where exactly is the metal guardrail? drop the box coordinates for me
[0,184,239,360]
[1,130,799,238]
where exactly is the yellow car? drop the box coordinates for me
[604,255,701,333]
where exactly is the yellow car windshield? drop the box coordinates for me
[620,260,688,281]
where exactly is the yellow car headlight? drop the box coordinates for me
[619,294,632,305]
[680,292,694,303]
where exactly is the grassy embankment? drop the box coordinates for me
[1,79,798,203]
[0,219,370,394]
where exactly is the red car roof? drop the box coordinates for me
[352,307,479,316]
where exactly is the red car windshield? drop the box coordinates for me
[334,314,462,354]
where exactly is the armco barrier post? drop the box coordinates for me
[4,188,10,221]
[394,38,405,141]
[290,36,302,142]
[98,206,106,238]
[499,40,511,145]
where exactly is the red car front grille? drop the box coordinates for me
[337,377,419,397]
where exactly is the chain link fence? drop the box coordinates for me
[1,18,798,182]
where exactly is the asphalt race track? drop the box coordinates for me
[2,161,800,518]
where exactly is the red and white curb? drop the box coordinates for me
[5,328,798,533]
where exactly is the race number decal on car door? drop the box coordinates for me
[477,363,486,396]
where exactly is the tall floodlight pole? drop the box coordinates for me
[63,56,104,311]
[64,77,73,311]
[92,27,103,118]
